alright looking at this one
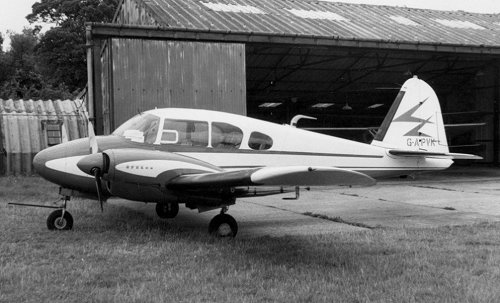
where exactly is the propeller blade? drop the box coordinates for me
[93,168,104,212]
[88,120,98,154]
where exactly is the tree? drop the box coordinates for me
[0,29,42,99]
[35,26,86,92]
[27,0,119,93]
[0,32,12,85]
[0,28,73,100]
[27,0,118,28]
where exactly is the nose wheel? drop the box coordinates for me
[46,194,73,230]
[208,208,238,237]
[47,209,74,230]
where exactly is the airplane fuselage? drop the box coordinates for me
[33,108,452,201]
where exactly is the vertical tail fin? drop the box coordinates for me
[371,76,448,153]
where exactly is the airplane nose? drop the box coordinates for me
[77,153,107,175]
[33,148,51,174]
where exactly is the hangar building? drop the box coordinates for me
[86,0,500,164]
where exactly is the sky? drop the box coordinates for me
[0,0,48,50]
[1,0,500,50]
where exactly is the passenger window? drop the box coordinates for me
[211,122,243,149]
[161,120,208,146]
[161,130,178,143]
[248,132,273,150]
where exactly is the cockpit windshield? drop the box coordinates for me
[113,113,161,144]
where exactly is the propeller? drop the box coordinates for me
[93,168,104,212]
[80,119,105,211]
[78,152,108,212]
[88,120,98,154]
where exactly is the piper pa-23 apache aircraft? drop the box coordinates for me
[26,76,481,237]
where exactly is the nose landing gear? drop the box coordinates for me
[47,209,73,230]
[47,194,73,230]
[8,190,75,231]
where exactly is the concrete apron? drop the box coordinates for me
[110,167,500,238]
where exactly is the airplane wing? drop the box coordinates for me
[388,149,482,160]
[167,166,375,190]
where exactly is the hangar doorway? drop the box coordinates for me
[244,44,499,162]
[87,25,499,164]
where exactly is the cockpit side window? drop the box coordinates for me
[248,132,273,150]
[112,113,161,144]
[161,119,209,147]
[211,122,243,149]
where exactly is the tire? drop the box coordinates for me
[47,210,73,230]
[208,214,238,237]
[155,202,179,219]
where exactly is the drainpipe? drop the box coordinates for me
[86,24,95,126]
[494,60,500,166]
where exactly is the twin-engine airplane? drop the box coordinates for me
[27,76,480,237]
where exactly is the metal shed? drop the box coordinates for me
[86,0,500,164]
[0,99,89,175]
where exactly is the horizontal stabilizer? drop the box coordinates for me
[389,150,482,160]
[168,166,375,189]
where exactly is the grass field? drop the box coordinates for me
[1,176,499,303]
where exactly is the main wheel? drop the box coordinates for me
[155,202,179,219]
[47,210,73,230]
[208,214,238,237]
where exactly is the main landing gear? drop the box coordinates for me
[208,207,238,237]
[155,201,179,218]
[156,202,237,237]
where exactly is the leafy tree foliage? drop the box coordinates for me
[35,27,87,92]
[27,0,118,28]
[0,28,79,100]
[0,1,119,99]
[0,29,44,99]
[0,32,12,84]
[26,0,119,93]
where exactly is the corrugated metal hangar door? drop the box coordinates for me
[100,39,246,134]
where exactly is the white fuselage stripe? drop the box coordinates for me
[45,156,94,179]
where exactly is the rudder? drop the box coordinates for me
[371,76,448,153]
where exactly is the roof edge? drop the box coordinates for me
[87,23,500,55]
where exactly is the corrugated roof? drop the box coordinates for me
[125,0,500,47]
[0,99,88,117]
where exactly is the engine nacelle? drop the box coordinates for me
[102,148,222,202]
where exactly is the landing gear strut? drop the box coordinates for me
[155,201,179,218]
[208,207,238,237]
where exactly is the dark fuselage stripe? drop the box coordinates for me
[220,166,444,170]
[178,150,383,158]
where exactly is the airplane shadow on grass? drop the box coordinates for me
[67,201,397,270]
